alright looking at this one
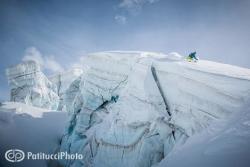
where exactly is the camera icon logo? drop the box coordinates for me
[5,149,25,162]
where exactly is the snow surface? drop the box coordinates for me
[0,102,68,167]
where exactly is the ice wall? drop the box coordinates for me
[6,61,59,110]
[56,51,250,167]
[49,68,83,110]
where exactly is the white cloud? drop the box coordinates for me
[22,47,64,73]
[114,15,127,25]
[44,56,64,73]
[22,47,44,65]
[119,0,159,14]
[114,0,159,23]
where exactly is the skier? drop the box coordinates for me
[187,51,198,62]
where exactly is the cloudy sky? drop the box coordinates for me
[1,0,250,100]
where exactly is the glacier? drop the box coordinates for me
[6,61,59,110]
[55,51,250,167]
[2,51,250,167]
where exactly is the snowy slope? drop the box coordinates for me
[56,51,250,167]
[0,102,68,167]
